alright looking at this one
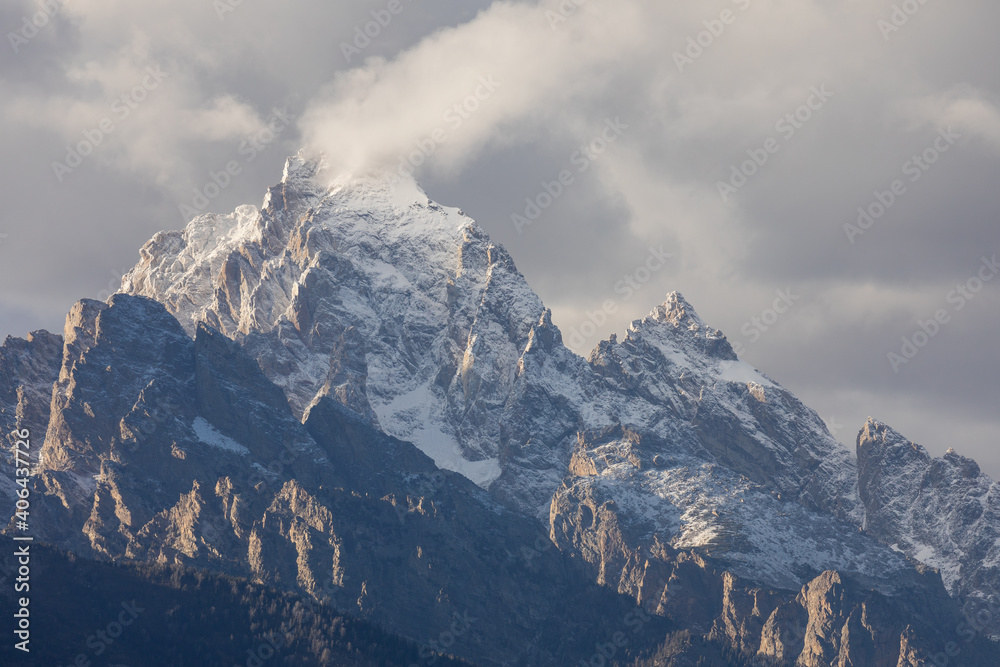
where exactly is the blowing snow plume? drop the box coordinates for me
[297,0,656,179]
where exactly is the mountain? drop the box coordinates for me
[3,153,997,665]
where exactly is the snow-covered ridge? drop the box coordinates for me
[116,153,993,601]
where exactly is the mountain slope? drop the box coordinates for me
[0,330,62,497]
[115,156,893,584]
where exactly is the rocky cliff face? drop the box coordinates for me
[4,154,998,664]
[551,424,914,597]
[857,419,1000,639]
[115,157,868,552]
[547,424,993,665]
[0,329,62,493]
[0,536,473,667]
[17,296,996,665]
[22,294,649,665]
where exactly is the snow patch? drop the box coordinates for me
[388,173,429,210]
[372,383,500,487]
[192,417,250,456]
[717,360,774,387]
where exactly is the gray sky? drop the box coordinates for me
[1,0,997,478]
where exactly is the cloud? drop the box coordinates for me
[903,86,1000,151]
[296,0,971,290]
[297,0,886,176]
[300,1,612,176]
[4,35,278,186]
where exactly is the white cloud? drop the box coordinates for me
[903,87,1000,151]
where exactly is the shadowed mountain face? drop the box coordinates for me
[0,537,473,667]
[3,155,997,665]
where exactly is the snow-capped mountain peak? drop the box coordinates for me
[111,155,999,621]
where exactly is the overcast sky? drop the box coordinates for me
[1,0,997,478]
